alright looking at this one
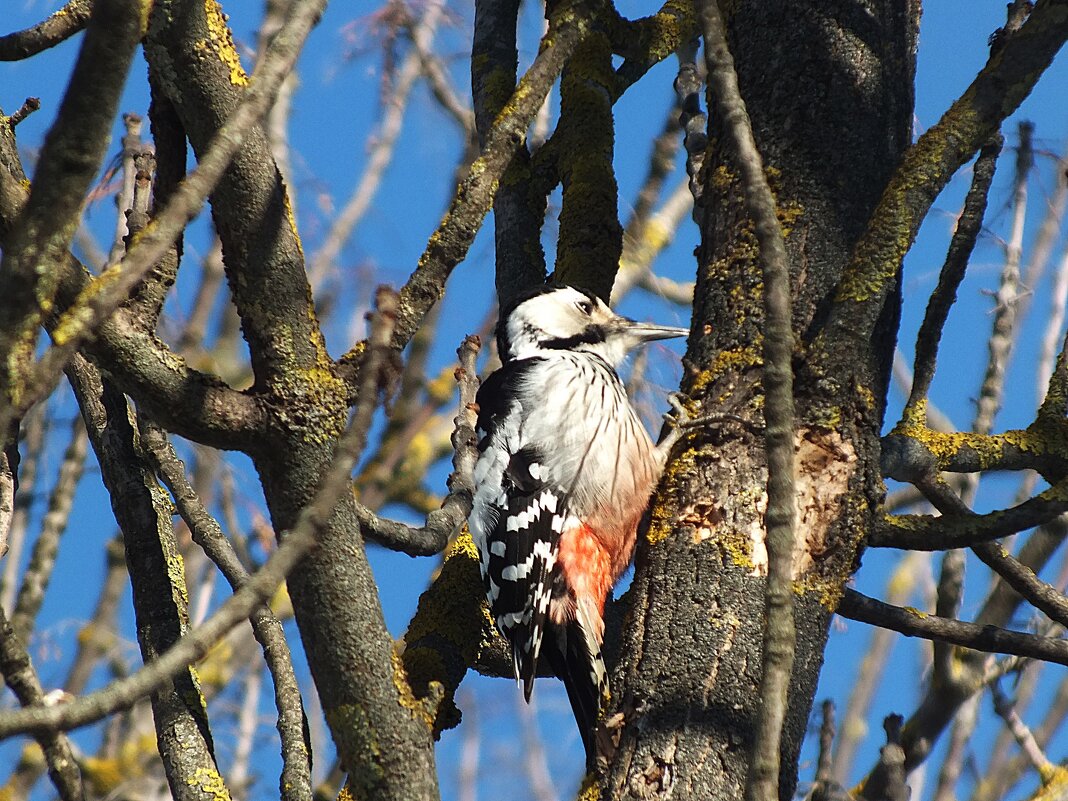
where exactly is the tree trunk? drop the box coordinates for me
[605,2,917,798]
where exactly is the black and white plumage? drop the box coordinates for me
[468,285,687,765]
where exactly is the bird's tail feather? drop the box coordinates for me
[544,618,608,769]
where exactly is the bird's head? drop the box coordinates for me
[497,285,688,366]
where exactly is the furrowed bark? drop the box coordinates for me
[604,2,917,798]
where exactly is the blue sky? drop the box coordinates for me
[2,1,1068,799]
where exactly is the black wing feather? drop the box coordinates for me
[475,358,563,696]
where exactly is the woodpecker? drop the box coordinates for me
[469,284,687,765]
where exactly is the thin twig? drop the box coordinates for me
[870,481,1068,550]
[139,420,313,801]
[358,334,480,555]
[9,98,41,127]
[1022,147,1068,301]
[973,540,1068,631]
[904,138,1001,412]
[810,700,851,801]
[0,0,142,430]
[894,142,1004,714]
[931,695,978,801]
[10,414,87,642]
[991,682,1057,781]
[907,475,1068,638]
[336,2,590,370]
[970,669,1068,801]
[0,405,46,613]
[408,16,476,137]
[834,551,928,784]
[2,0,328,437]
[109,113,144,264]
[1038,243,1068,402]
[613,102,682,301]
[614,181,695,306]
[307,0,445,287]
[0,287,400,741]
[67,353,227,800]
[231,665,264,798]
[816,1,1068,364]
[970,121,1031,440]
[255,0,300,216]
[859,715,908,801]
[700,4,797,799]
[0,604,85,801]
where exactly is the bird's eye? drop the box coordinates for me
[576,300,593,315]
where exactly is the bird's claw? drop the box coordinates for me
[657,392,693,454]
[665,392,691,425]
[660,393,761,447]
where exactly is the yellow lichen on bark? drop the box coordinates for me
[401,531,496,733]
[391,648,438,731]
[185,767,232,801]
[202,0,249,87]
[577,773,602,801]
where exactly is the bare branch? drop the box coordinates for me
[973,540,1068,631]
[0,0,92,61]
[0,287,399,742]
[970,122,1032,436]
[0,406,45,612]
[9,414,87,642]
[858,715,909,801]
[931,695,979,801]
[307,0,446,287]
[816,0,1068,368]
[0,604,85,801]
[837,589,1068,667]
[835,551,929,784]
[871,481,1068,550]
[810,700,851,801]
[609,0,699,97]
[8,97,41,127]
[9,0,327,435]
[359,335,479,556]
[339,0,593,372]
[700,4,797,799]
[138,420,312,801]
[991,682,1057,782]
[0,0,141,419]
[904,138,1001,414]
[66,354,229,801]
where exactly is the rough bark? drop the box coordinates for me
[604,2,917,798]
